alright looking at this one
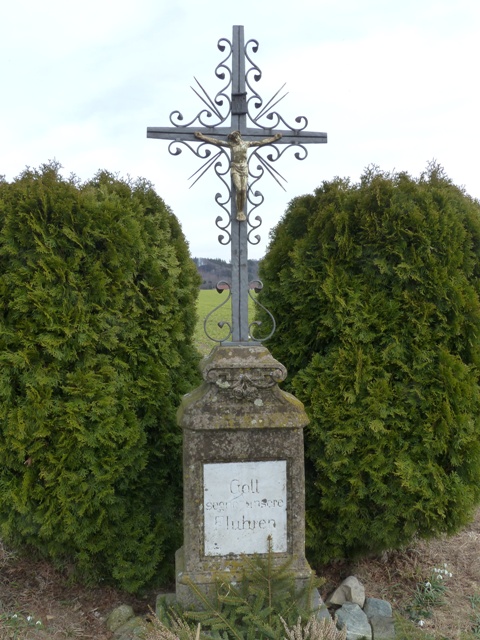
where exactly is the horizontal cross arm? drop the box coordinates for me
[243,128,327,145]
[147,126,234,142]
[147,126,327,145]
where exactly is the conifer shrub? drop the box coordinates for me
[258,164,480,563]
[0,163,200,591]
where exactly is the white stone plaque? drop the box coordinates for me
[203,460,287,556]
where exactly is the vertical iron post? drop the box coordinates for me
[230,26,249,343]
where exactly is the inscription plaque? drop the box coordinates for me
[203,460,287,556]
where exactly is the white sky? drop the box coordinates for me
[1,0,479,259]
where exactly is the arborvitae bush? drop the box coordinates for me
[0,163,200,591]
[258,164,480,564]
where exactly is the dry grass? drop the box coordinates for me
[1,509,480,639]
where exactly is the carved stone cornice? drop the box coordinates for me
[204,355,286,400]
[177,345,308,431]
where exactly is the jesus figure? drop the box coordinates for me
[195,130,282,221]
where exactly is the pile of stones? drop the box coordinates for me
[326,576,395,640]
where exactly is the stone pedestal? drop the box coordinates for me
[175,345,314,607]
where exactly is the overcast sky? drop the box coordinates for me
[1,0,479,260]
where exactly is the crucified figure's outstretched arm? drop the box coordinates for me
[248,133,282,147]
[194,132,229,147]
[195,130,282,221]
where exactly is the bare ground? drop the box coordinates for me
[1,509,480,639]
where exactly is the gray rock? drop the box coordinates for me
[369,615,395,639]
[336,603,372,640]
[328,576,366,608]
[114,615,148,640]
[310,588,332,621]
[316,604,332,621]
[363,598,393,620]
[328,585,347,606]
[106,605,135,632]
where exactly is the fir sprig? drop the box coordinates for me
[168,538,319,640]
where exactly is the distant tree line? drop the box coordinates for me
[193,257,259,289]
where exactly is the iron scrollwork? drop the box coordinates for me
[148,26,327,345]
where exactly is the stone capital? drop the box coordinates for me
[177,346,308,431]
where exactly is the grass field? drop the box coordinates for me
[195,288,257,356]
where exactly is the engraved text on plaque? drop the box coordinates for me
[203,460,287,556]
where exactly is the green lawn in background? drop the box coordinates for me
[195,289,257,357]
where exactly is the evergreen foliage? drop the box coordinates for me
[0,162,201,591]
[258,164,480,563]
[157,539,320,640]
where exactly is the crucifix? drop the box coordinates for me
[147,25,327,345]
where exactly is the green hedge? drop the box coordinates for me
[259,164,480,563]
[0,163,200,591]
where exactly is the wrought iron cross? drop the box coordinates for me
[147,25,327,345]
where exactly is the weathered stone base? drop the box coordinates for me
[175,545,318,610]
[175,345,316,612]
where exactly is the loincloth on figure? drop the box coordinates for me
[231,162,248,179]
